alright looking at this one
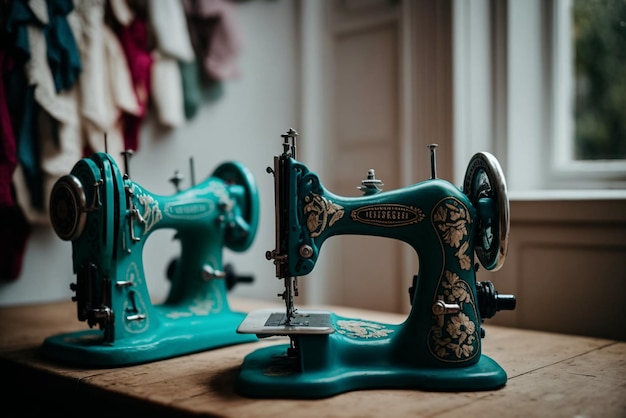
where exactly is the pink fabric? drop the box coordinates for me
[115,17,153,151]
[0,50,17,206]
[183,0,243,82]
[0,185,30,281]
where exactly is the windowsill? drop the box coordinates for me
[509,189,626,201]
[507,189,626,224]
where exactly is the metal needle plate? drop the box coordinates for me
[237,308,334,336]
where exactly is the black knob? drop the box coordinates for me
[476,280,516,319]
[224,263,254,291]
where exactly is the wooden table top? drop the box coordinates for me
[1,298,624,417]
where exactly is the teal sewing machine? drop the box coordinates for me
[41,150,259,367]
[236,129,516,398]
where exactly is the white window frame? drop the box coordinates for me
[550,0,626,190]
[453,0,626,196]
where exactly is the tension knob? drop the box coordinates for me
[358,169,383,195]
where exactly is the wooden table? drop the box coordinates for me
[1,298,624,417]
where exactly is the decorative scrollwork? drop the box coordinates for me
[428,197,479,362]
[429,270,479,361]
[432,199,472,271]
[335,320,395,339]
[303,193,344,238]
[131,184,162,234]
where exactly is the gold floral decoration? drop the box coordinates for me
[441,270,471,304]
[428,198,479,362]
[431,312,477,359]
[432,199,472,271]
[304,193,344,237]
[429,270,479,361]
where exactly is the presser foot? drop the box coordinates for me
[235,312,507,399]
[40,309,256,367]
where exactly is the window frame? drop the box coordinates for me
[549,0,626,190]
[453,0,626,194]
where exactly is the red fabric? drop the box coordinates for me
[0,185,30,281]
[0,49,17,206]
[116,17,153,151]
[1,7,31,280]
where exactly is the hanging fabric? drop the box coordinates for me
[148,0,195,128]
[108,0,153,152]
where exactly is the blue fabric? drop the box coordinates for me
[46,0,81,93]
[4,0,81,209]
[17,86,44,209]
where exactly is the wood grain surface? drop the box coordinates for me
[1,298,624,417]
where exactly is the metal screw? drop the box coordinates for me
[299,245,313,258]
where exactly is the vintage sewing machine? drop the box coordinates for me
[41,150,260,367]
[236,129,516,398]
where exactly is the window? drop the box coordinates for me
[552,0,626,189]
[572,0,626,161]
[453,0,626,194]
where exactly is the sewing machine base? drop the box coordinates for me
[236,312,507,398]
[41,309,256,367]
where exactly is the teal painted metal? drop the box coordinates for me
[42,152,259,367]
[236,133,514,398]
[236,315,506,399]
[43,310,252,367]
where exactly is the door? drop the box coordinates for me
[301,0,454,313]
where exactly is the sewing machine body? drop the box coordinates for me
[236,130,515,398]
[42,152,259,367]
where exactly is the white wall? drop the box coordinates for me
[0,0,298,307]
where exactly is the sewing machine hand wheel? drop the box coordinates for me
[462,152,509,271]
[212,162,260,252]
[50,174,87,241]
